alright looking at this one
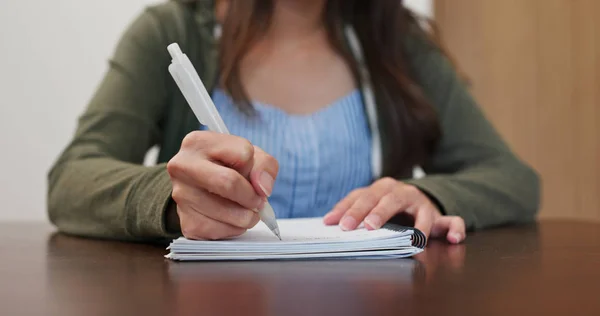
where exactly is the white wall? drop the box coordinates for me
[0,0,432,222]
[0,0,159,221]
[404,0,434,19]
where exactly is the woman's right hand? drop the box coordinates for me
[166,131,279,240]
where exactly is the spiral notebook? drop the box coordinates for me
[165,217,426,261]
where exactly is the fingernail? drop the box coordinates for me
[449,233,462,244]
[340,216,357,231]
[258,172,274,197]
[364,214,382,229]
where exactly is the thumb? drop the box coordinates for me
[248,146,279,198]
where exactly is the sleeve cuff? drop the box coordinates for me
[126,164,182,241]
[404,176,477,230]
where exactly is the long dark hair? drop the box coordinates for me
[182,0,449,177]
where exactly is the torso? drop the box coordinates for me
[210,21,374,216]
[208,88,373,218]
[240,28,357,115]
[203,6,374,217]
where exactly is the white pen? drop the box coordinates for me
[167,43,281,240]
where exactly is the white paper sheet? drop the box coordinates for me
[166,217,424,261]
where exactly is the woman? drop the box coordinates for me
[47,0,540,244]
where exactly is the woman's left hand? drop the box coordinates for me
[323,177,466,244]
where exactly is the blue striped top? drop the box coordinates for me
[204,88,373,219]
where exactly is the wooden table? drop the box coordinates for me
[1,221,599,316]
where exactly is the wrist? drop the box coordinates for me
[164,199,181,234]
[404,183,446,216]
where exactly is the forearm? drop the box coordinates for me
[48,158,179,242]
[405,155,540,230]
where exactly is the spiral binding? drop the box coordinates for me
[381,223,427,249]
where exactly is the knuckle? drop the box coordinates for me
[213,169,240,193]
[379,177,397,189]
[171,184,184,202]
[181,131,207,149]
[228,139,254,168]
[239,139,254,162]
[166,156,184,177]
[405,185,420,195]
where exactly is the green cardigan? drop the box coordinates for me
[47,1,541,242]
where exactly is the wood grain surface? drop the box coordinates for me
[1,221,599,316]
[434,0,600,221]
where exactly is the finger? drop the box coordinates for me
[430,216,466,244]
[340,190,385,231]
[169,159,263,211]
[249,146,279,197]
[362,183,420,230]
[342,177,403,229]
[178,207,247,240]
[325,178,397,227]
[172,184,260,229]
[181,131,255,173]
[363,191,410,230]
[413,206,436,240]
[323,189,364,225]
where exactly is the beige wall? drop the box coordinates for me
[434,0,600,221]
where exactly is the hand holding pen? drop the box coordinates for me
[165,43,282,240]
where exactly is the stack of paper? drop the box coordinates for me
[166,217,426,261]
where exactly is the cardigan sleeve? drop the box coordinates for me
[47,5,184,242]
[402,31,541,230]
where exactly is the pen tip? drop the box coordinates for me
[273,228,281,241]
